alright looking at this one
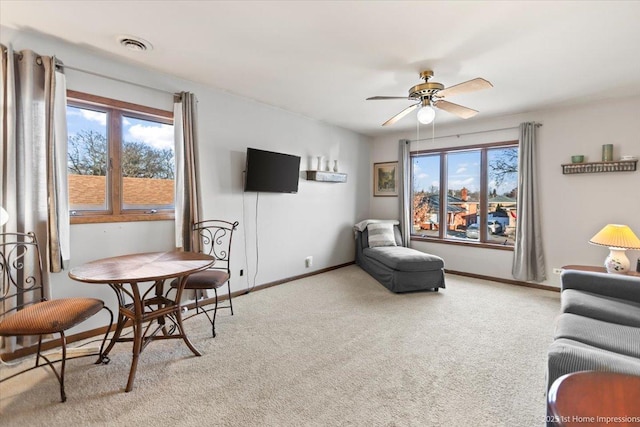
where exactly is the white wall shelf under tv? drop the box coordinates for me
[305,171,348,183]
[561,160,637,175]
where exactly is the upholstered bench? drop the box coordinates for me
[354,221,445,293]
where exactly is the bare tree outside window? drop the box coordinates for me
[488,147,518,189]
[68,131,174,179]
[68,130,108,176]
[121,141,174,179]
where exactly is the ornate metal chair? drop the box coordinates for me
[0,232,113,402]
[169,220,239,337]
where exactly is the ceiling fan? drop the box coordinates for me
[367,70,493,126]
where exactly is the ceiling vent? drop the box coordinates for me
[118,36,153,52]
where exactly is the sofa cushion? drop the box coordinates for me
[363,246,444,272]
[561,270,640,303]
[562,289,640,327]
[547,338,640,390]
[554,313,640,359]
[367,223,397,248]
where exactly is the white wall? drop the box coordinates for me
[2,27,371,333]
[370,96,640,287]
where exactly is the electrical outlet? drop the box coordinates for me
[240,269,244,277]
[553,268,563,275]
[305,256,313,268]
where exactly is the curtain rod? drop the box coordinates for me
[2,45,174,95]
[409,123,542,142]
[62,64,175,95]
[5,46,65,71]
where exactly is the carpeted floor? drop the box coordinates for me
[0,265,560,426]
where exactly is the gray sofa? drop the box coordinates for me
[355,224,445,293]
[547,270,640,391]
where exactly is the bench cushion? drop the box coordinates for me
[363,246,444,272]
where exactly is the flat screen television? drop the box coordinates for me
[244,148,301,193]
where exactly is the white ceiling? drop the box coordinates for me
[2,1,640,137]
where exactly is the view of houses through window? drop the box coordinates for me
[411,142,518,246]
[66,92,175,222]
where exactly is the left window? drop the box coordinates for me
[66,91,175,223]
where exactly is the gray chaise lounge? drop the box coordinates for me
[355,223,445,293]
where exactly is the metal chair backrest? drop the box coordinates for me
[0,232,45,320]
[193,220,239,274]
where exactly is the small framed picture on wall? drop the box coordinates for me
[373,161,398,197]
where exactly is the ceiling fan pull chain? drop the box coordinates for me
[432,115,435,144]
[416,113,419,147]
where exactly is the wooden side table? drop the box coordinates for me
[562,265,640,277]
[547,371,640,426]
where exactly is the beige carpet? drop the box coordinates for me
[0,265,560,426]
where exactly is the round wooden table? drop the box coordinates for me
[547,371,640,426]
[69,251,214,392]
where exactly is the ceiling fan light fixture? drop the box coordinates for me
[367,70,492,127]
[417,104,436,124]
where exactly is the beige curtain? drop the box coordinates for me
[512,122,546,281]
[1,45,69,350]
[174,91,202,252]
[1,45,69,273]
[398,139,411,247]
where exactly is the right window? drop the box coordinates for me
[411,142,518,247]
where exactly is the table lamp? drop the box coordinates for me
[589,224,640,274]
[0,206,8,226]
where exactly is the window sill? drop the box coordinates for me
[70,212,175,224]
[411,235,514,251]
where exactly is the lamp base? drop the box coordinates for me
[604,248,630,274]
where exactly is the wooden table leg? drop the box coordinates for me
[125,283,144,392]
[175,308,202,357]
[125,321,143,392]
[102,284,127,358]
[172,275,201,357]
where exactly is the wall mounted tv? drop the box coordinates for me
[244,148,301,193]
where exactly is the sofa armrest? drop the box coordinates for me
[561,270,640,303]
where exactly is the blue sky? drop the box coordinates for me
[66,105,174,150]
[413,149,517,195]
[413,151,481,193]
[413,154,440,192]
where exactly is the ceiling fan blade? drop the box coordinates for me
[436,78,493,98]
[382,103,420,126]
[434,100,478,119]
[367,96,412,100]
